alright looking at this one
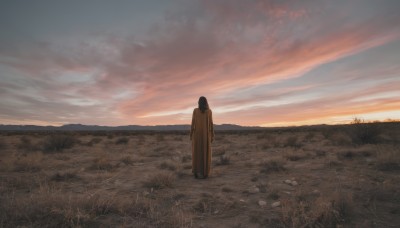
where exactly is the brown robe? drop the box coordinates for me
[190,108,215,177]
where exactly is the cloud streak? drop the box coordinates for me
[0,0,399,126]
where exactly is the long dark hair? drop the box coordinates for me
[198,96,209,113]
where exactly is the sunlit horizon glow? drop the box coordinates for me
[1,0,399,127]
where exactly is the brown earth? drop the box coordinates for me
[0,123,399,227]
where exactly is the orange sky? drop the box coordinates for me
[0,0,399,126]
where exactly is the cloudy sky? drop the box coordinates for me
[1,0,399,126]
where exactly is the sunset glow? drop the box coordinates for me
[1,0,399,126]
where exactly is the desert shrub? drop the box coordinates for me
[348,118,381,144]
[17,136,41,151]
[259,158,286,173]
[0,189,191,228]
[90,156,115,171]
[86,137,102,146]
[213,147,226,157]
[284,149,309,161]
[315,149,327,157]
[181,155,191,163]
[50,172,80,182]
[156,134,165,141]
[42,135,76,152]
[280,191,353,227]
[284,136,301,148]
[143,172,175,189]
[193,197,218,214]
[13,152,43,172]
[304,132,315,142]
[120,156,134,165]
[115,137,129,145]
[159,161,177,171]
[216,155,230,165]
[0,139,6,151]
[330,133,352,146]
[376,145,400,171]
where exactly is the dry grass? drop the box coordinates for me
[279,191,353,227]
[115,137,129,145]
[143,172,176,189]
[216,154,230,165]
[159,161,178,171]
[259,158,287,173]
[42,134,76,153]
[0,122,399,227]
[376,145,400,171]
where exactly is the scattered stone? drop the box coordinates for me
[258,200,267,207]
[239,199,245,202]
[248,186,260,194]
[271,201,281,208]
[214,210,219,214]
[283,191,291,195]
[284,179,298,186]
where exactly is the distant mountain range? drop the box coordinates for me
[0,124,263,131]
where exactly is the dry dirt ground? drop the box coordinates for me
[0,123,399,227]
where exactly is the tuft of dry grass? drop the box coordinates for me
[279,191,353,227]
[375,145,400,171]
[50,171,80,182]
[284,150,308,161]
[115,137,129,145]
[259,158,286,173]
[90,155,115,171]
[143,172,176,189]
[13,152,43,172]
[216,155,230,165]
[348,118,382,144]
[0,187,191,228]
[284,135,302,148]
[120,156,134,165]
[159,161,177,171]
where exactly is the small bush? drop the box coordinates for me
[115,137,129,145]
[143,173,175,189]
[348,118,381,144]
[159,161,177,171]
[120,156,134,165]
[0,139,6,151]
[259,158,286,173]
[50,172,80,182]
[216,155,230,165]
[90,156,115,171]
[284,136,301,148]
[181,155,191,163]
[376,145,400,171]
[42,135,76,153]
[280,191,353,227]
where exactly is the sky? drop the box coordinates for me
[0,0,399,127]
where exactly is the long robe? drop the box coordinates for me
[190,108,214,177]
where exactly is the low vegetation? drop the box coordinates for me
[0,121,399,227]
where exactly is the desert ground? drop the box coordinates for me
[0,122,399,227]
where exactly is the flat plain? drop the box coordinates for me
[0,122,399,227]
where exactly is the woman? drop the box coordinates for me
[190,96,215,179]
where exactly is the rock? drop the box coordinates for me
[239,199,245,202]
[284,180,292,184]
[258,200,267,207]
[271,201,281,207]
[248,186,260,194]
[284,180,298,186]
